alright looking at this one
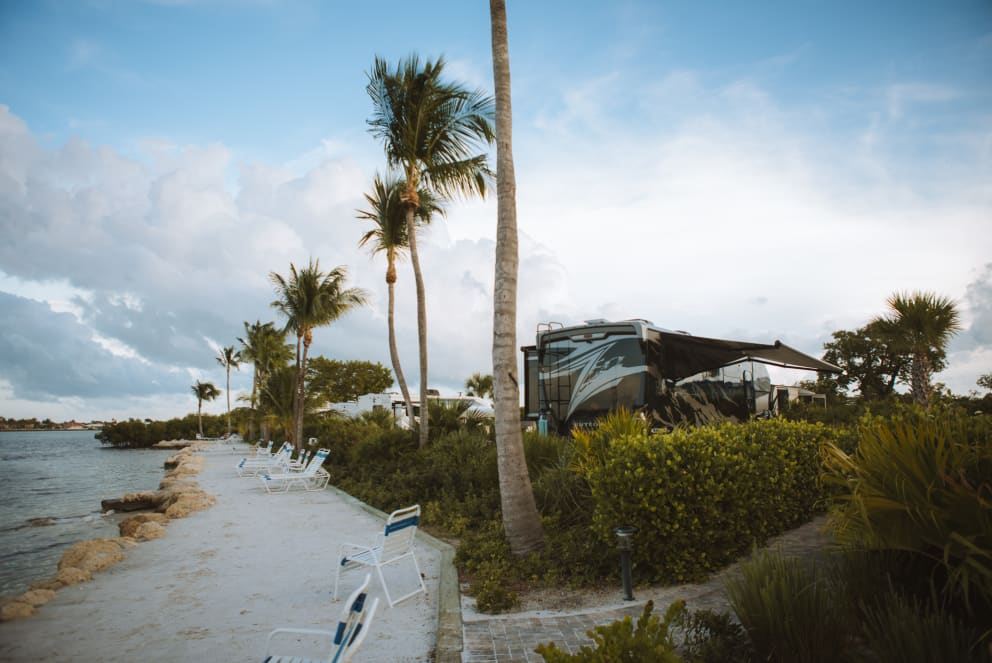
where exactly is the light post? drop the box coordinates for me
[613,525,638,601]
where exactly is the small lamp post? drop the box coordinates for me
[613,525,638,601]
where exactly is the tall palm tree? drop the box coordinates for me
[489,0,545,554]
[191,380,220,438]
[270,259,368,445]
[216,345,241,435]
[875,291,961,408]
[238,321,292,440]
[367,53,495,448]
[357,174,444,424]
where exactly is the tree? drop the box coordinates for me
[978,373,992,393]
[821,320,910,400]
[464,372,494,400]
[357,174,444,423]
[270,259,368,445]
[238,320,293,441]
[258,365,298,443]
[490,0,545,555]
[306,357,394,405]
[191,380,220,438]
[367,53,495,448]
[874,291,961,408]
[216,345,241,435]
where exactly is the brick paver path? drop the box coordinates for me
[461,517,834,662]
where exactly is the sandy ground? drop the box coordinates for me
[0,449,441,662]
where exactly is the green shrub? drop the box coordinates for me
[583,418,837,582]
[676,607,753,663]
[535,600,684,662]
[856,593,992,663]
[468,560,520,614]
[725,549,850,663]
[822,408,992,613]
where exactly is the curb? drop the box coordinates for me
[325,486,462,663]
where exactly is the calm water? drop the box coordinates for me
[0,430,174,597]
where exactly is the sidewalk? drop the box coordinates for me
[0,451,445,662]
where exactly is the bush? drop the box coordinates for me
[535,600,684,663]
[583,418,838,582]
[676,607,753,663]
[725,549,851,663]
[822,407,992,614]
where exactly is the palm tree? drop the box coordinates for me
[367,53,495,448]
[191,380,220,438]
[238,321,293,440]
[357,174,444,425]
[270,259,368,445]
[489,0,545,554]
[464,372,494,400]
[875,291,961,408]
[216,345,241,435]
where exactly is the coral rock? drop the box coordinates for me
[0,601,35,621]
[58,538,128,575]
[56,566,92,586]
[119,513,169,538]
[19,589,56,607]
[133,522,167,541]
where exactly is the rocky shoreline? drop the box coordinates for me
[0,445,217,621]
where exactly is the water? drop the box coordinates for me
[0,430,175,597]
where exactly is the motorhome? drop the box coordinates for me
[521,319,840,435]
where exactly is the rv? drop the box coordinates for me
[521,319,840,435]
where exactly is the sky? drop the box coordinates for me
[0,0,990,422]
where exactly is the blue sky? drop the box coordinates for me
[1,0,990,421]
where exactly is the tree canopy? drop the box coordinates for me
[306,357,394,405]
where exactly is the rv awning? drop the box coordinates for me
[656,331,842,381]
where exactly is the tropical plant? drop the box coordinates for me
[821,319,911,400]
[489,0,544,555]
[306,356,394,405]
[270,259,368,444]
[357,173,443,422]
[874,291,961,408]
[464,372,494,400]
[367,52,495,448]
[191,380,220,437]
[258,365,298,443]
[216,345,241,435]
[822,410,992,612]
[238,320,293,440]
[978,372,992,393]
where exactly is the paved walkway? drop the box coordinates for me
[459,517,835,663]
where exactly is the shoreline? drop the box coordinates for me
[0,443,214,620]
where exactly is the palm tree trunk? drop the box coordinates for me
[296,332,311,447]
[292,332,302,446]
[197,400,204,437]
[387,272,415,425]
[490,0,545,555]
[911,349,932,408]
[404,199,430,448]
[226,366,232,435]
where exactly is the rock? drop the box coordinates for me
[101,495,158,512]
[0,601,34,621]
[19,589,56,607]
[58,538,128,575]
[30,578,64,592]
[56,566,92,586]
[152,439,194,449]
[133,522,167,541]
[119,513,169,538]
[163,490,216,519]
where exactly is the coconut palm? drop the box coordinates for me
[367,53,495,448]
[191,380,220,438]
[464,372,494,400]
[357,174,444,424]
[875,291,961,408]
[489,0,545,554]
[238,321,293,440]
[270,259,368,445]
[216,345,241,435]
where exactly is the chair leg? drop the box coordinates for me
[376,564,395,608]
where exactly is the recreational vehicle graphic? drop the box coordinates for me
[521,319,841,435]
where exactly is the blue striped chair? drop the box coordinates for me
[263,573,378,663]
[333,504,425,608]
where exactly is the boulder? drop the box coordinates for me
[58,538,129,575]
[133,522,167,541]
[119,513,169,538]
[56,566,92,586]
[19,589,55,607]
[0,601,34,621]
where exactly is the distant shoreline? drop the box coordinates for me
[0,429,102,433]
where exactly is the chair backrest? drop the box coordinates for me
[270,442,293,464]
[302,449,329,476]
[330,573,378,663]
[380,504,420,562]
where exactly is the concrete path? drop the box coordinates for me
[0,449,445,662]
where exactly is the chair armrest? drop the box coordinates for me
[264,627,335,655]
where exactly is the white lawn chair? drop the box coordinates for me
[263,573,379,663]
[259,449,330,493]
[236,442,292,477]
[333,505,425,608]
